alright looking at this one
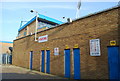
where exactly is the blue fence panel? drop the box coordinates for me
[1,54,12,64]
[2,54,6,64]
[9,55,12,64]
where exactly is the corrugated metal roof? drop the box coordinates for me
[18,14,63,32]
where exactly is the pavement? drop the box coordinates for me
[0,65,66,79]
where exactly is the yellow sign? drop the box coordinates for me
[65,45,70,49]
[41,48,44,50]
[110,40,116,46]
[74,44,79,48]
[46,47,49,50]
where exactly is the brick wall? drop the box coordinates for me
[13,7,120,79]
[17,21,36,38]
[28,21,36,35]
[0,42,13,54]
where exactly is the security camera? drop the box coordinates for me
[67,18,72,23]
[62,17,65,19]
[30,10,34,13]
[62,17,72,23]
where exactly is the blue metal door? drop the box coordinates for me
[64,49,70,78]
[41,50,45,72]
[30,51,33,70]
[73,48,80,79]
[108,46,120,79]
[119,47,120,80]
[46,50,50,74]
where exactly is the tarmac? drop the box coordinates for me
[0,65,66,79]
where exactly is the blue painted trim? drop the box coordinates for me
[18,14,63,32]
[18,16,36,32]
[0,41,13,43]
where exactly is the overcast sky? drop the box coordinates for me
[0,1,119,42]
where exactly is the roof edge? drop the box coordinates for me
[73,5,120,22]
[0,41,13,43]
[18,16,36,32]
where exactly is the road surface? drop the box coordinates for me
[0,65,65,79]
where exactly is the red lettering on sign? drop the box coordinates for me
[39,37,47,41]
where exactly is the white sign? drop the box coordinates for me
[38,35,48,43]
[54,48,59,55]
[90,39,101,56]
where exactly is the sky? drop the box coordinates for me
[0,1,119,42]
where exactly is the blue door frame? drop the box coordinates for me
[108,46,120,79]
[41,50,45,73]
[30,51,33,70]
[64,49,71,78]
[73,48,80,79]
[46,50,50,74]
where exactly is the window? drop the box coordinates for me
[24,32,26,36]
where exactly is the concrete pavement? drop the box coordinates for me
[1,65,65,79]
